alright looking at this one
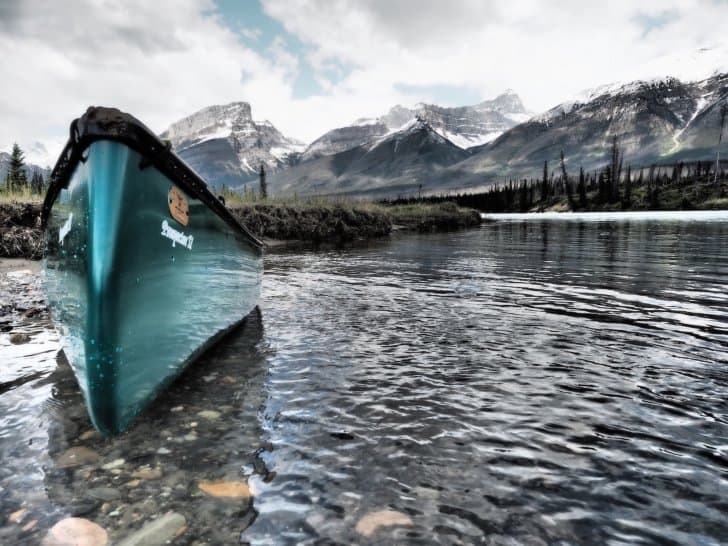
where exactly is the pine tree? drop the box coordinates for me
[259,164,267,200]
[577,166,587,209]
[541,160,548,201]
[560,149,574,208]
[8,143,28,192]
[609,136,621,203]
[622,165,632,209]
[598,168,608,204]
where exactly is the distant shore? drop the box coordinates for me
[0,200,482,259]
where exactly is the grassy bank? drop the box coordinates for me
[0,196,481,259]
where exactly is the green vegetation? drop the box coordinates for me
[383,201,481,231]
[387,149,728,213]
[0,187,44,204]
[1,142,46,201]
[228,199,480,242]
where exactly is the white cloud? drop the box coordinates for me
[0,0,299,162]
[262,0,728,125]
[1,0,727,165]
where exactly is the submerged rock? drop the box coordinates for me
[79,429,100,441]
[87,487,122,502]
[56,447,101,469]
[8,508,27,523]
[355,510,414,537]
[101,458,125,470]
[9,332,31,344]
[41,517,108,546]
[115,512,186,546]
[198,480,252,499]
[131,467,163,480]
[196,409,221,420]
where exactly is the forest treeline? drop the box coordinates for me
[383,139,728,212]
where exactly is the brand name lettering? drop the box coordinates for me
[161,220,194,250]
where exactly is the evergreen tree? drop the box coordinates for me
[609,136,621,203]
[259,164,267,200]
[518,180,528,212]
[598,168,608,204]
[30,171,46,194]
[577,166,587,209]
[622,165,632,209]
[7,143,28,192]
[541,160,548,201]
[560,149,574,208]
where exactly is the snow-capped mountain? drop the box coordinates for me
[272,118,469,196]
[160,102,305,188]
[301,90,531,161]
[273,72,728,197]
[445,72,728,189]
[301,120,389,161]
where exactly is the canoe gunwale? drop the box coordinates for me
[41,106,264,253]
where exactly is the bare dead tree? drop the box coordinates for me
[715,103,727,186]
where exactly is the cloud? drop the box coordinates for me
[0,0,297,161]
[262,0,728,124]
[1,0,727,164]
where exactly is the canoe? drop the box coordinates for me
[41,107,263,436]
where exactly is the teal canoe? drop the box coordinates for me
[41,107,263,436]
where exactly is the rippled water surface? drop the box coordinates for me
[2,212,728,544]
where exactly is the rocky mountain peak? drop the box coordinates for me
[161,101,304,189]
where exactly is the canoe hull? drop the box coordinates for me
[43,139,261,435]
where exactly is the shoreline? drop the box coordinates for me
[0,201,482,260]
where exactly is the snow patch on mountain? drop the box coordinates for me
[161,101,305,184]
[301,90,532,160]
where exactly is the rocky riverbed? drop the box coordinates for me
[1,259,422,545]
[0,261,268,545]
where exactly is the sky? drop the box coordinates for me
[1,0,727,166]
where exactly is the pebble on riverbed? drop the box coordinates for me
[196,409,221,420]
[56,446,101,468]
[355,510,414,537]
[9,332,31,344]
[131,467,163,480]
[198,479,253,499]
[41,517,108,546]
[114,512,186,546]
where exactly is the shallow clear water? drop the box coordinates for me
[2,212,728,544]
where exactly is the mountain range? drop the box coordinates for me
[159,72,727,198]
[301,90,530,161]
[275,74,726,196]
[7,72,727,198]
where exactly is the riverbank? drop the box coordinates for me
[0,202,43,259]
[0,200,482,259]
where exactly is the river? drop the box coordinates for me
[1,211,727,544]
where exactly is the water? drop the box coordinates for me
[1,212,728,544]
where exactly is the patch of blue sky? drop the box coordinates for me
[211,0,351,99]
[631,11,678,38]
